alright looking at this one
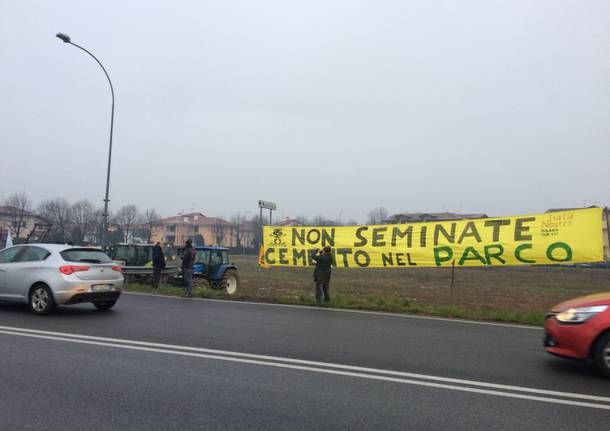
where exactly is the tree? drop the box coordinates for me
[311,215,334,226]
[113,205,139,243]
[366,207,388,225]
[295,215,310,226]
[142,208,160,243]
[71,199,97,245]
[38,198,72,243]
[212,220,227,246]
[230,213,247,248]
[4,192,32,242]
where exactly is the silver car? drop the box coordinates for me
[0,244,123,314]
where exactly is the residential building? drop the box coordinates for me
[151,212,236,247]
[0,206,47,247]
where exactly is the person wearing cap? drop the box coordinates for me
[311,246,333,305]
[181,238,197,298]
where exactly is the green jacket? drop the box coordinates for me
[312,252,332,283]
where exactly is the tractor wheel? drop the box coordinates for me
[193,277,210,289]
[221,269,239,295]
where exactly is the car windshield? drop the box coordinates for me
[61,248,112,264]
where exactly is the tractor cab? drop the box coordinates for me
[193,246,230,278]
[107,243,154,267]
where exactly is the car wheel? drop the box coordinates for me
[93,300,117,311]
[221,269,239,295]
[593,332,610,378]
[29,284,57,315]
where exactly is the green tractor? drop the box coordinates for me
[106,243,178,283]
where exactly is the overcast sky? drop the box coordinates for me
[1,0,608,222]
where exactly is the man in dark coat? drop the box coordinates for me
[311,246,333,305]
[181,238,197,298]
[151,242,166,289]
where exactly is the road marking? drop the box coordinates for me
[122,291,541,330]
[1,325,608,410]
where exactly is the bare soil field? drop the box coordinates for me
[229,256,609,324]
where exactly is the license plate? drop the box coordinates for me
[91,284,112,292]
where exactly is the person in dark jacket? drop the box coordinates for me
[151,242,166,289]
[181,238,197,298]
[311,246,333,305]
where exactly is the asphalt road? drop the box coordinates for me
[1,293,608,430]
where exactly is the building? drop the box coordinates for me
[0,206,47,247]
[276,218,303,227]
[546,206,610,262]
[384,212,488,224]
[151,212,236,247]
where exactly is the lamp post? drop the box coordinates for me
[56,32,115,247]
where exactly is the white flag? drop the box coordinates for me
[5,231,13,248]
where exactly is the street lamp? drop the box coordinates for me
[56,32,115,247]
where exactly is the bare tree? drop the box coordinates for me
[311,215,334,226]
[38,198,72,243]
[71,199,97,244]
[113,205,139,243]
[366,207,388,225]
[4,192,32,242]
[243,215,260,249]
[230,213,247,248]
[295,215,310,226]
[212,220,227,246]
[142,208,160,243]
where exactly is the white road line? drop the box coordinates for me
[1,325,608,408]
[122,291,541,330]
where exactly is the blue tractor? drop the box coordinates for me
[176,246,239,295]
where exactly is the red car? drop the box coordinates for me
[544,292,610,377]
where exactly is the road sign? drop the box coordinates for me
[258,200,277,210]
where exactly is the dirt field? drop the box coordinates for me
[226,255,610,324]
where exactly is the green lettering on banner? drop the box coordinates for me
[515,243,535,263]
[434,246,453,266]
[458,246,486,266]
[484,244,506,265]
[546,242,573,262]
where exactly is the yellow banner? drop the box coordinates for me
[261,208,604,268]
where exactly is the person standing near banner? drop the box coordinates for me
[311,246,333,305]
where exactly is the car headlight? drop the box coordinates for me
[556,305,608,323]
